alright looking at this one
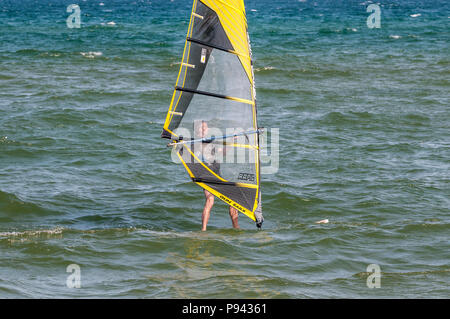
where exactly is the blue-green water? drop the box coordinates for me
[0,0,449,298]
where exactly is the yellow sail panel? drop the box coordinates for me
[200,0,253,87]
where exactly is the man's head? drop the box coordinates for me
[195,120,209,138]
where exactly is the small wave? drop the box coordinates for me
[319,27,358,35]
[0,136,11,144]
[254,66,276,72]
[403,112,430,123]
[389,35,402,39]
[80,51,103,59]
[343,27,358,33]
[268,190,322,212]
[319,111,352,124]
[398,222,449,233]
[8,50,67,58]
[14,49,39,54]
[0,227,64,238]
[410,14,421,18]
[38,51,66,58]
[318,28,340,35]
[0,190,58,216]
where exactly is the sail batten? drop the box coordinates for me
[174,86,254,105]
[161,0,263,228]
[186,37,252,61]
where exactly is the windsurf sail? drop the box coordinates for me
[161,0,263,228]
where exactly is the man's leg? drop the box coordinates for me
[229,206,240,229]
[202,190,214,231]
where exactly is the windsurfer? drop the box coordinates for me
[196,121,239,231]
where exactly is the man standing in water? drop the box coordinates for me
[195,121,240,231]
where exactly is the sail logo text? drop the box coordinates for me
[238,173,255,181]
